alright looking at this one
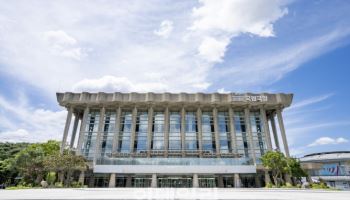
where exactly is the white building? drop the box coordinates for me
[57,92,293,188]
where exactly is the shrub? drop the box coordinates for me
[265,183,273,188]
[54,182,63,188]
[46,172,56,186]
[70,181,83,188]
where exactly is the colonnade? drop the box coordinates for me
[61,105,290,158]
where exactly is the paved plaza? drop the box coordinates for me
[1,188,350,200]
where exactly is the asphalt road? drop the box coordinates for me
[1,188,349,200]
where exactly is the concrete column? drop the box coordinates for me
[69,113,80,148]
[276,109,290,157]
[244,107,256,164]
[112,107,121,153]
[193,174,199,188]
[164,107,169,157]
[130,107,137,153]
[61,106,73,154]
[126,175,132,187]
[260,107,272,151]
[77,107,89,155]
[196,107,203,157]
[78,171,85,185]
[147,106,154,157]
[109,173,116,188]
[234,174,241,188]
[264,170,271,186]
[228,107,237,154]
[218,175,224,188]
[151,174,157,188]
[94,107,105,161]
[270,114,280,150]
[181,107,186,157]
[255,175,261,188]
[213,107,220,157]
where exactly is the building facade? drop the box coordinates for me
[300,151,350,190]
[57,92,293,188]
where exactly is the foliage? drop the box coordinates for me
[261,151,288,187]
[44,150,87,187]
[311,182,329,189]
[0,142,29,161]
[261,151,309,187]
[287,157,307,182]
[46,172,56,186]
[0,143,29,185]
[13,140,60,185]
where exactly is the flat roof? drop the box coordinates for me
[56,92,293,108]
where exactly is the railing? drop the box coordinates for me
[95,157,254,166]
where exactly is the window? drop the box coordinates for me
[119,111,132,153]
[135,111,148,152]
[100,110,116,156]
[82,109,100,159]
[250,111,266,157]
[152,112,165,150]
[168,112,181,151]
[185,112,198,151]
[233,111,249,157]
[218,111,230,153]
[201,112,216,153]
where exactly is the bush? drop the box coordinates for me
[70,181,83,188]
[265,183,273,188]
[311,182,329,189]
[6,185,32,190]
[54,182,63,188]
[46,172,56,186]
[285,182,293,188]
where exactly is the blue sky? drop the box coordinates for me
[0,0,349,157]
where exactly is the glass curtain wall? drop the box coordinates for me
[118,111,132,153]
[185,112,198,151]
[218,111,231,153]
[82,110,100,159]
[135,111,148,153]
[100,110,116,157]
[201,112,216,153]
[250,111,266,158]
[152,111,165,150]
[233,111,249,157]
[168,112,181,151]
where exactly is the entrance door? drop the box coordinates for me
[158,177,192,188]
[199,178,216,187]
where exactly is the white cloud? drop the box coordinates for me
[285,93,334,112]
[43,30,86,60]
[154,20,174,38]
[213,28,350,89]
[191,0,288,37]
[198,36,229,62]
[191,0,288,64]
[0,94,66,142]
[308,137,349,147]
[73,76,168,93]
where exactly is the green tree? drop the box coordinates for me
[0,142,29,185]
[287,157,307,183]
[13,140,60,185]
[44,150,87,187]
[261,151,288,187]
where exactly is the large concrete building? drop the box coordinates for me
[300,151,350,190]
[57,92,293,188]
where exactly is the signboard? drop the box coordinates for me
[320,163,339,176]
[232,94,268,102]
